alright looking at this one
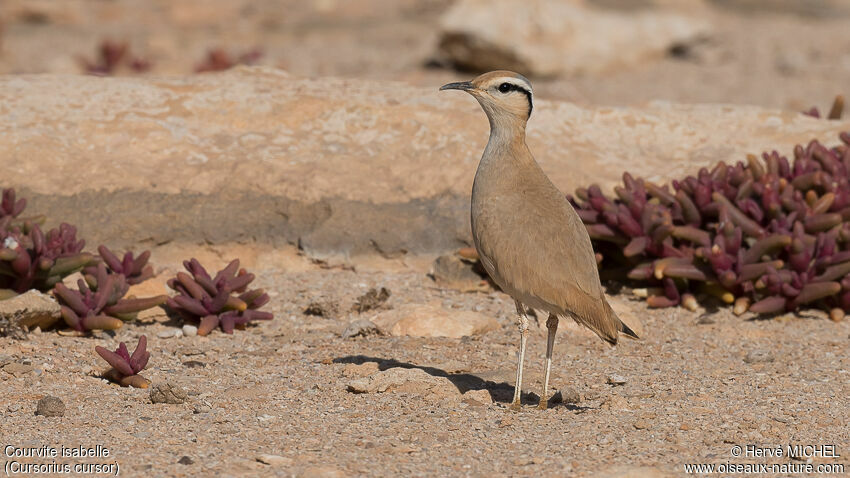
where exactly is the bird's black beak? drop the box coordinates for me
[439,81,474,91]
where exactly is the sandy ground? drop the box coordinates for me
[2,2,850,477]
[1,248,848,477]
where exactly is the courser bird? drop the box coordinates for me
[440,71,639,410]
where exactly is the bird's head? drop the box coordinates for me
[440,70,533,125]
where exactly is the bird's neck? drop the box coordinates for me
[481,115,530,167]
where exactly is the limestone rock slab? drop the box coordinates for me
[2,68,850,254]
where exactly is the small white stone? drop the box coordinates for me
[157,329,181,339]
[607,374,627,386]
[182,325,198,337]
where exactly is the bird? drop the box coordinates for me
[440,71,639,410]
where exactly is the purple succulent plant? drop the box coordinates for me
[0,221,96,294]
[570,130,850,320]
[55,262,167,332]
[166,258,273,335]
[95,335,150,388]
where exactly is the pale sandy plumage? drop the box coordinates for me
[441,70,637,410]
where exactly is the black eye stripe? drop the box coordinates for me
[497,82,529,94]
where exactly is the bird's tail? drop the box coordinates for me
[603,299,639,344]
[618,319,640,340]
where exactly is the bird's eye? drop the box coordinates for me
[498,83,512,93]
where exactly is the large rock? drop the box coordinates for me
[2,68,850,255]
[371,303,499,338]
[438,0,711,76]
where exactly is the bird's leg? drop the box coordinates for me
[510,300,530,411]
[537,313,559,410]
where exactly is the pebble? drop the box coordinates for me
[341,362,379,378]
[7,403,21,412]
[35,396,65,417]
[633,418,650,430]
[193,404,212,414]
[256,454,293,466]
[177,456,194,465]
[551,387,581,404]
[606,374,627,386]
[157,329,183,339]
[178,346,205,356]
[744,350,775,364]
[304,300,339,319]
[351,287,390,313]
[341,319,380,339]
[150,381,188,404]
[182,325,198,337]
[346,367,455,395]
[3,362,34,376]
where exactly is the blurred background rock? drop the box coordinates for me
[0,0,848,111]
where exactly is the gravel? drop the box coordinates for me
[1,256,848,476]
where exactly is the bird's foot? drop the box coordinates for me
[537,399,548,411]
[508,401,522,411]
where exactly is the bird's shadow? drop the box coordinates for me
[333,355,589,411]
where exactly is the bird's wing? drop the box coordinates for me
[476,175,620,342]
